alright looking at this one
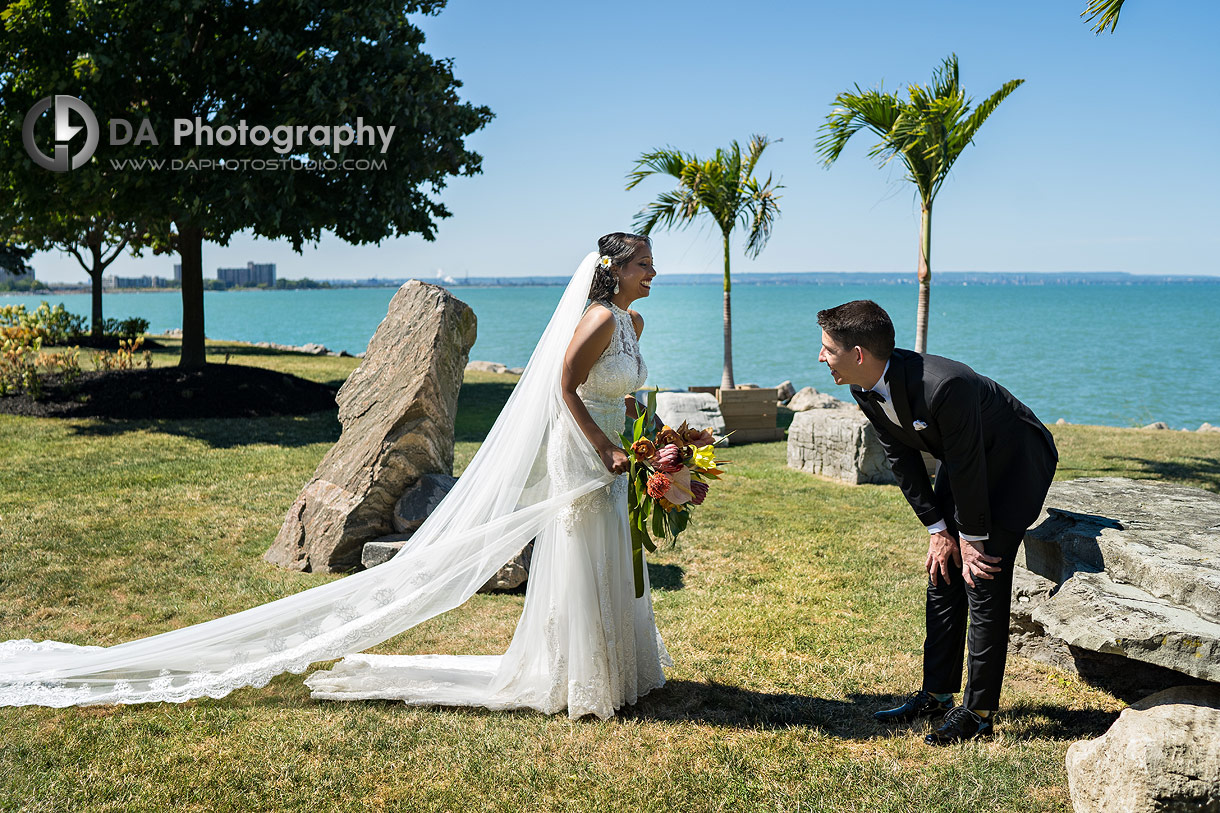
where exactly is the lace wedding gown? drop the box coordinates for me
[0,255,668,713]
[304,300,672,718]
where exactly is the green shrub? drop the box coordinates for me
[117,317,150,340]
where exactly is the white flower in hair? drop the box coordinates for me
[598,255,613,270]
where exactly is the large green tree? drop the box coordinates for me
[626,135,782,390]
[1,0,491,368]
[816,54,1022,353]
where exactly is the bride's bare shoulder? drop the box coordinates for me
[570,303,616,347]
[628,309,644,338]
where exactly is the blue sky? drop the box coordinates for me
[30,0,1220,282]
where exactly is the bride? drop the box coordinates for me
[0,232,671,719]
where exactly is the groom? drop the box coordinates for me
[816,300,1057,744]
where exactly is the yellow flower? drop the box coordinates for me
[691,444,717,470]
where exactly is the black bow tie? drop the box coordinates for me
[860,389,887,406]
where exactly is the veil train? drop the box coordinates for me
[0,252,613,708]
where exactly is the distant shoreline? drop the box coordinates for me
[9,270,1220,294]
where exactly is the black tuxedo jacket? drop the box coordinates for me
[850,349,1058,537]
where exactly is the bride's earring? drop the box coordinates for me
[613,279,620,295]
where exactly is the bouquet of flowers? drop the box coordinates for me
[620,389,728,597]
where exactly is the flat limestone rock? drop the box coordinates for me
[1032,571,1220,683]
[266,281,477,573]
[655,392,726,437]
[361,534,415,568]
[1013,477,1220,686]
[786,408,895,485]
[1066,685,1220,813]
[361,536,532,593]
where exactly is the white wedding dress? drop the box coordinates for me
[0,253,670,717]
[305,301,671,718]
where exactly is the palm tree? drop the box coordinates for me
[626,135,782,390]
[1084,0,1125,33]
[816,54,1023,353]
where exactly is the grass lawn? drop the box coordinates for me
[2,341,1217,812]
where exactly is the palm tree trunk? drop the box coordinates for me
[721,231,734,390]
[915,201,932,354]
[177,222,206,370]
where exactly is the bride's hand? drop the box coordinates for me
[600,446,630,475]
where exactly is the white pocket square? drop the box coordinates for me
[912,420,928,431]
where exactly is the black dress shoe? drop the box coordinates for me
[924,707,994,745]
[873,690,954,723]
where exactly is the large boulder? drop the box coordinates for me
[1066,685,1220,813]
[265,281,477,572]
[655,392,726,437]
[788,386,851,412]
[1011,478,1220,694]
[786,407,896,485]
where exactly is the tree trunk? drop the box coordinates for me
[88,239,104,339]
[915,201,932,354]
[177,223,206,369]
[721,231,734,391]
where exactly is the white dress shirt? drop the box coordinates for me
[865,362,989,544]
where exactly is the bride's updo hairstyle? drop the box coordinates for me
[589,232,651,302]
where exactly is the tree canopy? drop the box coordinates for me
[0,0,492,367]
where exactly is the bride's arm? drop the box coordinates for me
[561,307,630,475]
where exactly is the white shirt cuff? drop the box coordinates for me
[926,520,988,543]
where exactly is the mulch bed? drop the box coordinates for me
[0,363,338,419]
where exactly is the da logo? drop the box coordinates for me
[22,95,100,172]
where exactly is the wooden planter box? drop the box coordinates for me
[689,386,785,444]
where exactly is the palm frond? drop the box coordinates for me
[740,174,783,258]
[935,77,1023,197]
[625,148,690,190]
[632,188,700,236]
[740,134,775,183]
[1083,0,1124,33]
[815,86,904,167]
[929,53,960,100]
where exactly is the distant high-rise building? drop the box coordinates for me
[217,261,276,287]
[113,275,153,288]
[173,263,182,282]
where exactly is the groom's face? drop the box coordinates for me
[818,330,863,387]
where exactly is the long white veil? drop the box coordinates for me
[0,252,615,707]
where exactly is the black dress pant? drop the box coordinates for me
[920,507,1025,711]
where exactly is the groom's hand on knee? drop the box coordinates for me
[926,531,962,586]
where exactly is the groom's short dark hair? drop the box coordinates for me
[817,300,895,360]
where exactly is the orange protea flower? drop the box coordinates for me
[630,438,657,462]
[646,471,672,500]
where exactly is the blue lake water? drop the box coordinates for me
[6,280,1219,429]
